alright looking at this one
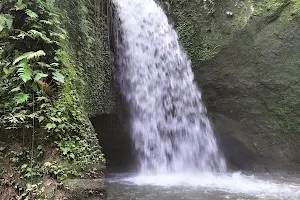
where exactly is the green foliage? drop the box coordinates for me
[0,0,104,199]
[15,92,29,104]
[34,72,48,82]
[17,61,32,82]
[13,50,46,65]
[52,71,65,83]
[26,9,39,19]
[15,0,27,10]
[0,14,13,32]
[0,0,64,131]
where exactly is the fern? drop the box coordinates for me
[15,0,27,11]
[17,61,32,83]
[13,50,46,65]
[37,62,52,69]
[0,14,13,32]
[13,29,53,43]
[14,93,29,104]
[26,50,46,60]
[10,87,21,93]
[40,20,53,25]
[11,31,27,40]
[28,30,52,43]
[25,9,38,19]
[50,32,66,40]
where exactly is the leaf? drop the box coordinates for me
[28,30,52,43]
[17,61,32,83]
[50,32,66,40]
[50,63,59,67]
[10,87,21,93]
[3,67,8,75]
[15,31,27,40]
[37,62,52,69]
[0,14,13,32]
[0,16,5,32]
[37,96,49,102]
[58,124,67,130]
[40,20,53,25]
[13,50,46,65]
[31,82,39,92]
[4,15,13,30]
[70,153,75,159]
[46,123,56,130]
[14,93,29,104]
[27,50,46,60]
[52,72,65,83]
[50,117,62,123]
[25,9,38,19]
[15,0,27,10]
[61,147,70,155]
[34,72,48,82]
[21,164,28,169]
[44,162,52,167]
[38,116,45,122]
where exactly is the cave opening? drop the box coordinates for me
[90,112,137,172]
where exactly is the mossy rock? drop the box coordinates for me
[165,0,300,169]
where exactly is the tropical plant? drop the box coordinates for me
[0,0,104,198]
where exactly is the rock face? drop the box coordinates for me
[163,0,300,170]
[65,179,106,200]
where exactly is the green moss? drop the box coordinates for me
[253,0,300,18]
[59,0,114,117]
[164,0,253,62]
[253,0,286,15]
[164,0,300,64]
[291,0,300,14]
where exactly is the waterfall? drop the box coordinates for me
[114,0,226,174]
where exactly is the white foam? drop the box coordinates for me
[112,172,300,199]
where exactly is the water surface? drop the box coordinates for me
[107,172,300,200]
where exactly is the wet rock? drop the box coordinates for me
[65,179,106,200]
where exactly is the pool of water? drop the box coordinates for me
[107,172,300,200]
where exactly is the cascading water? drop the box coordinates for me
[114,0,226,174]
